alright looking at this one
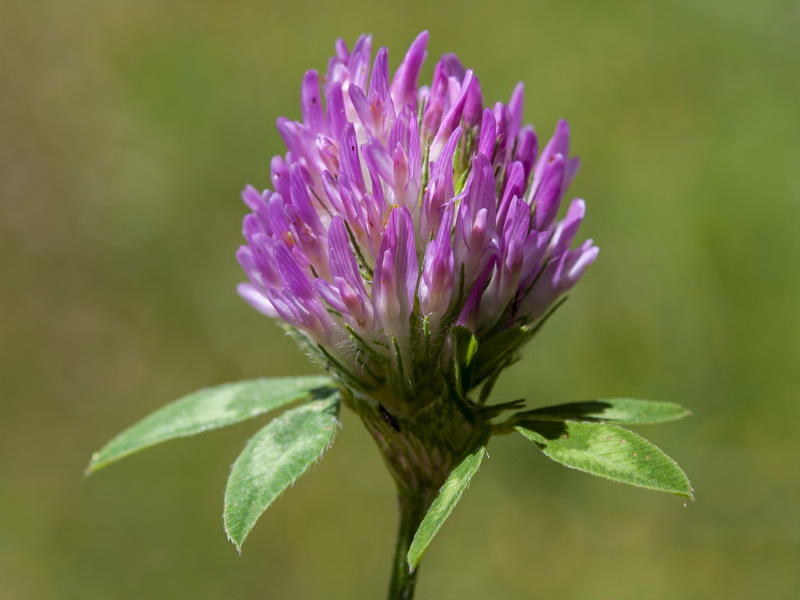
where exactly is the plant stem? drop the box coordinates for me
[387,493,425,600]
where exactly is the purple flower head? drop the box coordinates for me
[238,33,598,406]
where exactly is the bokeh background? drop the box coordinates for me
[1,0,798,598]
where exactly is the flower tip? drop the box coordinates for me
[334,38,349,60]
[509,82,525,127]
[462,69,475,86]
[510,81,524,107]
[584,246,600,267]
[237,283,277,317]
[354,33,373,56]
[241,185,264,211]
[571,243,600,279]
[390,31,430,108]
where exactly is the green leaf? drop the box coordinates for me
[518,398,691,425]
[224,394,340,550]
[516,420,693,498]
[87,376,333,473]
[407,441,487,571]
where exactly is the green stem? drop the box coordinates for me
[387,493,426,600]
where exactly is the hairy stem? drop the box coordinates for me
[387,492,428,600]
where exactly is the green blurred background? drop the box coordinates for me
[1,0,798,598]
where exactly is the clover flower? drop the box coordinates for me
[237,31,597,412]
[89,32,691,600]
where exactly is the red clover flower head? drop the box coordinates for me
[237,32,598,409]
